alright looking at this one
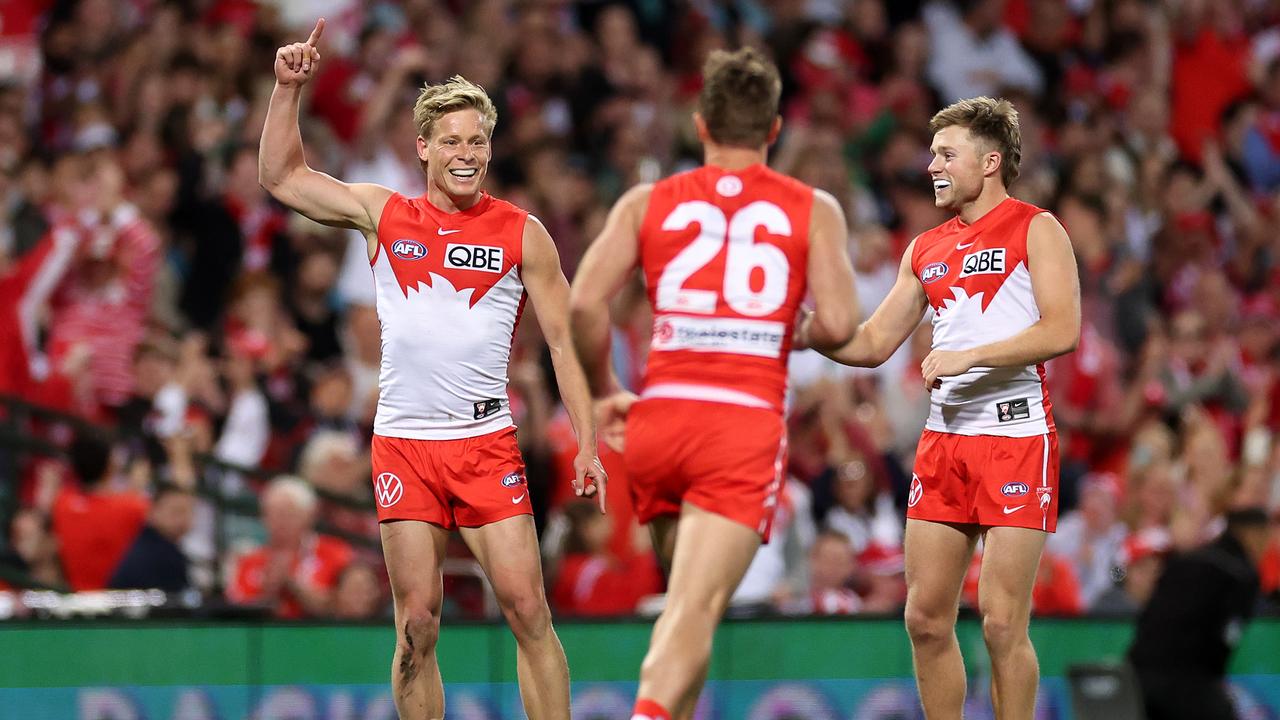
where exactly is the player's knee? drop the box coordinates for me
[500,589,552,641]
[980,608,1028,655]
[398,598,441,656]
[903,601,952,647]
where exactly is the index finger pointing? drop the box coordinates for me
[306,18,326,47]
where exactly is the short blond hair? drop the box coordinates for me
[928,97,1022,188]
[413,75,498,140]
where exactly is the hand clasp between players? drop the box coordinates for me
[921,348,975,390]
[274,18,325,87]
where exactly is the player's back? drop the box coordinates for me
[636,163,813,411]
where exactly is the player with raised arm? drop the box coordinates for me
[819,97,1081,719]
[569,47,859,720]
[260,20,604,720]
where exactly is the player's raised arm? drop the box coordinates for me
[797,190,859,349]
[259,18,391,235]
[568,184,649,397]
[919,213,1080,387]
[522,216,608,509]
[821,236,929,367]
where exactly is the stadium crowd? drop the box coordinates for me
[1,0,1279,621]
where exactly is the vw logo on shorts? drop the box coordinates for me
[375,472,404,507]
[908,474,924,508]
[1001,482,1029,497]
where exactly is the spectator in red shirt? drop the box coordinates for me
[228,475,354,619]
[50,431,149,590]
[550,500,662,617]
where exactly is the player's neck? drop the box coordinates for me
[427,184,484,214]
[703,145,767,172]
[956,186,1010,225]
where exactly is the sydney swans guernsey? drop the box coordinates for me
[637,164,812,411]
[912,197,1056,437]
[370,192,527,439]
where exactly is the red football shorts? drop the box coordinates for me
[623,398,787,540]
[369,427,532,529]
[909,429,1059,532]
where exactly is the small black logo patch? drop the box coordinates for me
[473,398,502,420]
[996,398,1030,422]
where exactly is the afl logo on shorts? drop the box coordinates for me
[920,261,948,284]
[375,472,404,507]
[501,471,525,488]
[908,474,924,507]
[1001,482,1029,497]
[392,239,427,261]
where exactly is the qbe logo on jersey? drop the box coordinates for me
[375,472,404,508]
[958,247,1005,278]
[445,243,503,272]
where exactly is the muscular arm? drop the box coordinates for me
[920,213,1081,386]
[522,216,598,460]
[568,184,649,396]
[797,190,859,349]
[821,237,929,367]
[258,19,392,240]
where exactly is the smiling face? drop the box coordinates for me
[417,108,491,205]
[927,124,997,211]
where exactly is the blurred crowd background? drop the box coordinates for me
[1,0,1279,623]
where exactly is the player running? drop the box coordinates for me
[569,47,859,720]
[818,97,1080,719]
[260,20,604,720]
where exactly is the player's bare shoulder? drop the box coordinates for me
[617,182,655,225]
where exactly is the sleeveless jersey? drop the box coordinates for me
[911,197,1056,437]
[370,192,527,439]
[636,164,812,411]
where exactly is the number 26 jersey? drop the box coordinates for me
[636,164,812,412]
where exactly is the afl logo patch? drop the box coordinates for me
[920,261,948,284]
[501,471,525,487]
[715,175,743,197]
[375,472,404,507]
[1001,482,1029,497]
[391,239,427,261]
[908,474,924,507]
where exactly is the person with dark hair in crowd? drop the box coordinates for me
[108,483,195,592]
[49,431,149,590]
[1128,508,1271,720]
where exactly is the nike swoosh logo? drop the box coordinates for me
[511,493,526,504]
[437,228,462,236]
[956,240,976,250]
[1002,505,1026,514]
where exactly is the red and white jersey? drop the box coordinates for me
[911,197,1056,437]
[637,164,812,411]
[370,193,528,440]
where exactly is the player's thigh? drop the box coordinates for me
[458,514,547,603]
[904,518,979,613]
[381,520,451,608]
[664,503,761,612]
[976,526,1046,619]
[649,514,679,575]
